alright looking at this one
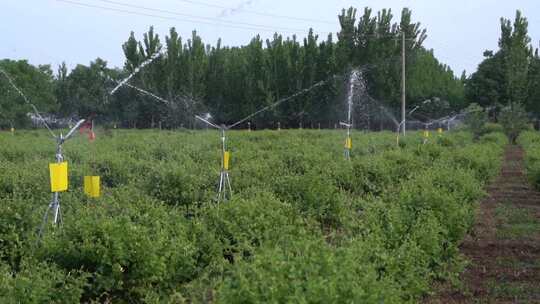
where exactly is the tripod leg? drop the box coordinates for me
[55,203,62,226]
[51,192,60,225]
[53,203,60,225]
[225,172,232,200]
[217,171,224,202]
[38,202,53,239]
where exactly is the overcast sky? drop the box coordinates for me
[1,0,538,75]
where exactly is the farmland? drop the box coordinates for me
[0,129,507,303]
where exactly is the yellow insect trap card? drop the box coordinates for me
[423,130,430,138]
[437,128,443,134]
[49,162,68,192]
[84,176,100,198]
[345,137,352,149]
[223,151,230,170]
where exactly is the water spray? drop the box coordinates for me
[195,114,232,202]
[110,52,161,95]
[0,67,87,235]
[107,68,200,127]
[195,79,327,202]
[341,69,362,159]
[0,68,56,137]
[393,99,434,147]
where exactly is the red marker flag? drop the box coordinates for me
[79,119,96,141]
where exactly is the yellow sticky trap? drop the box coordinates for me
[49,162,68,192]
[423,130,430,138]
[345,137,352,149]
[437,128,443,134]
[223,151,230,170]
[84,176,100,198]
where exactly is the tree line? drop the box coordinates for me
[1,7,477,129]
[466,10,540,118]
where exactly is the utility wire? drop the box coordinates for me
[91,0,324,34]
[175,0,336,25]
[57,0,330,36]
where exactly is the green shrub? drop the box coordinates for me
[478,132,507,145]
[0,129,507,302]
[0,260,87,303]
[201,191,318,263]
[215,240,403,303]
[518,131,540,190]
[481,122,504,135]
[464,103,489,139]
[38,188,201,301]
[499,103,529,144]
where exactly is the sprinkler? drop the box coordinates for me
[341,69,359,160]
[340,121,353,159]
[0,67,86,235]
[195,79,327,202]
[39,119,86,237]
[195,114,232,202]
[423,128,430,144]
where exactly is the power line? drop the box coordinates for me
[175,0,336,25]
[92,0,323,33]
[57,0,331,36]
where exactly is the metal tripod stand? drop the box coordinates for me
[217,128,232,202]
[39,136,65,237]
[38,120,85,238]
[340,121,352,160]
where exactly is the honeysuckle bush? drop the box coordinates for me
[518,131,540,189]
[0,259,87,303]
[0,128,506,303]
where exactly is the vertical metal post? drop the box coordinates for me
[401,31,406,136]
[345,125,351,160]
[39,135,64,238]
[52,135,64,225]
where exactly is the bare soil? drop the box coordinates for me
[428,145,540,303]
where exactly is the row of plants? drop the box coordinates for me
[0,129,506,303]
[517,131,540,189]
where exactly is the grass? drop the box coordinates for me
[495,256,540,269]
[487,280,540,300]
[495,203,540,240]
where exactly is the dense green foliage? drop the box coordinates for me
[499,103,530,143]
[0,129,506,302]
[518,131,540,190]
[0,6,466,129]
[466,10,540,117]
[0,60,56,128]
[464,103,489,139]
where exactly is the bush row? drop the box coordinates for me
[0,129,506,303]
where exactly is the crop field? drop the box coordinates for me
[0,129,507,303]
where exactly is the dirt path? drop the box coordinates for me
[429,145,540,303]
